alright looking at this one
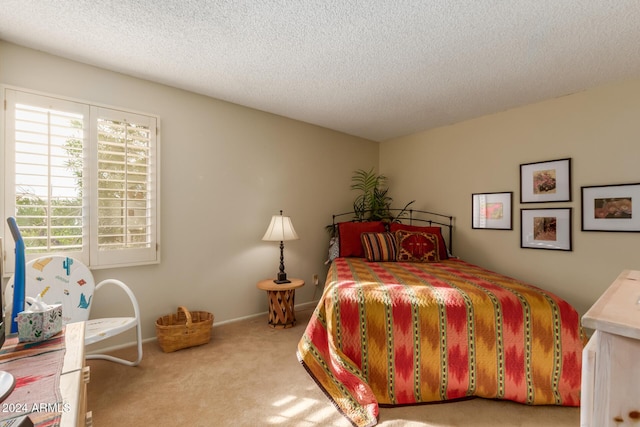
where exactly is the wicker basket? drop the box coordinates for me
[155,306,214,353]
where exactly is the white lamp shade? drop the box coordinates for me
[262,215,299,242]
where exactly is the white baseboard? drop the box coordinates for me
[86,336,157,356]
[86,299,321,356]
[210,299,320,327]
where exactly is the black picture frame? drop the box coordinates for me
[471,192,513,230]
[520,158,571,203]
[581,183,640,232]
[521,208,572,251]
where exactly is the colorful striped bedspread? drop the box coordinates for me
[297,258,584,427]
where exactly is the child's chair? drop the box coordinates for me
[5,255,142,366]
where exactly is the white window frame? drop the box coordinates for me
[2,86,161,274]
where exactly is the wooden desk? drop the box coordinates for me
[59,322,91,427]
[0,322,89,427]
[581,270,640,427]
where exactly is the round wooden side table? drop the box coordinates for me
[256,278,304,329]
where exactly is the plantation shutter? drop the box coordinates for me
[4,89,90,266]
[3,88,160,272]
[89,107,158,267]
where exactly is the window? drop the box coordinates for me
[2,88,160,272]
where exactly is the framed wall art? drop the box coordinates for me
[520,158,571,203]
[472,192,513,230]
[521,208,572,251]
[581,183,640,232]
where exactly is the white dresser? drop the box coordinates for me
[581,270,640,427]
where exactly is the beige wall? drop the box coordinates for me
[0,42,379,347]
[3,40,638,348]
[380,78,640,316]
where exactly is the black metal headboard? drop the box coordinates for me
[331,208,454,254]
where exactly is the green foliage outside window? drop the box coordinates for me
[15,117,151,253]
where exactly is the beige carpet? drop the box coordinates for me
[87,307,580,426]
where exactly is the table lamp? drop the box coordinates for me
[262,210,299,284]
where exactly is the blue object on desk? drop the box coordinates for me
[7,217,25,334]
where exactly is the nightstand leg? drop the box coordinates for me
[266,289,296,329]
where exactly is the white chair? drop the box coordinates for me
[6,255,142,366]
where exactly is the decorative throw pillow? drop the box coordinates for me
[337,221,386,258]
[360,232,397,262]
[389,223,449,260]
[395,229,441,262]
[325,236,340,265]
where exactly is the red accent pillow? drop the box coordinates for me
[337,221,386,258]
[389,223,449,259]
[395,230,441,262]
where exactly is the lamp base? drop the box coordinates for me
[273,272,290,284]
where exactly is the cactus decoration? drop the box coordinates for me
[63,257,73,276]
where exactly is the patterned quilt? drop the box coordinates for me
[297,258,584,427]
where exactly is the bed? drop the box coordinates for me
[297,210,584,427]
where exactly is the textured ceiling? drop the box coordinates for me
[1,1,640,142]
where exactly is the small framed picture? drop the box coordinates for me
[472,192,513,230]
[521,208,572,251]
[581,183,640,232]
[520,158,571,203]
